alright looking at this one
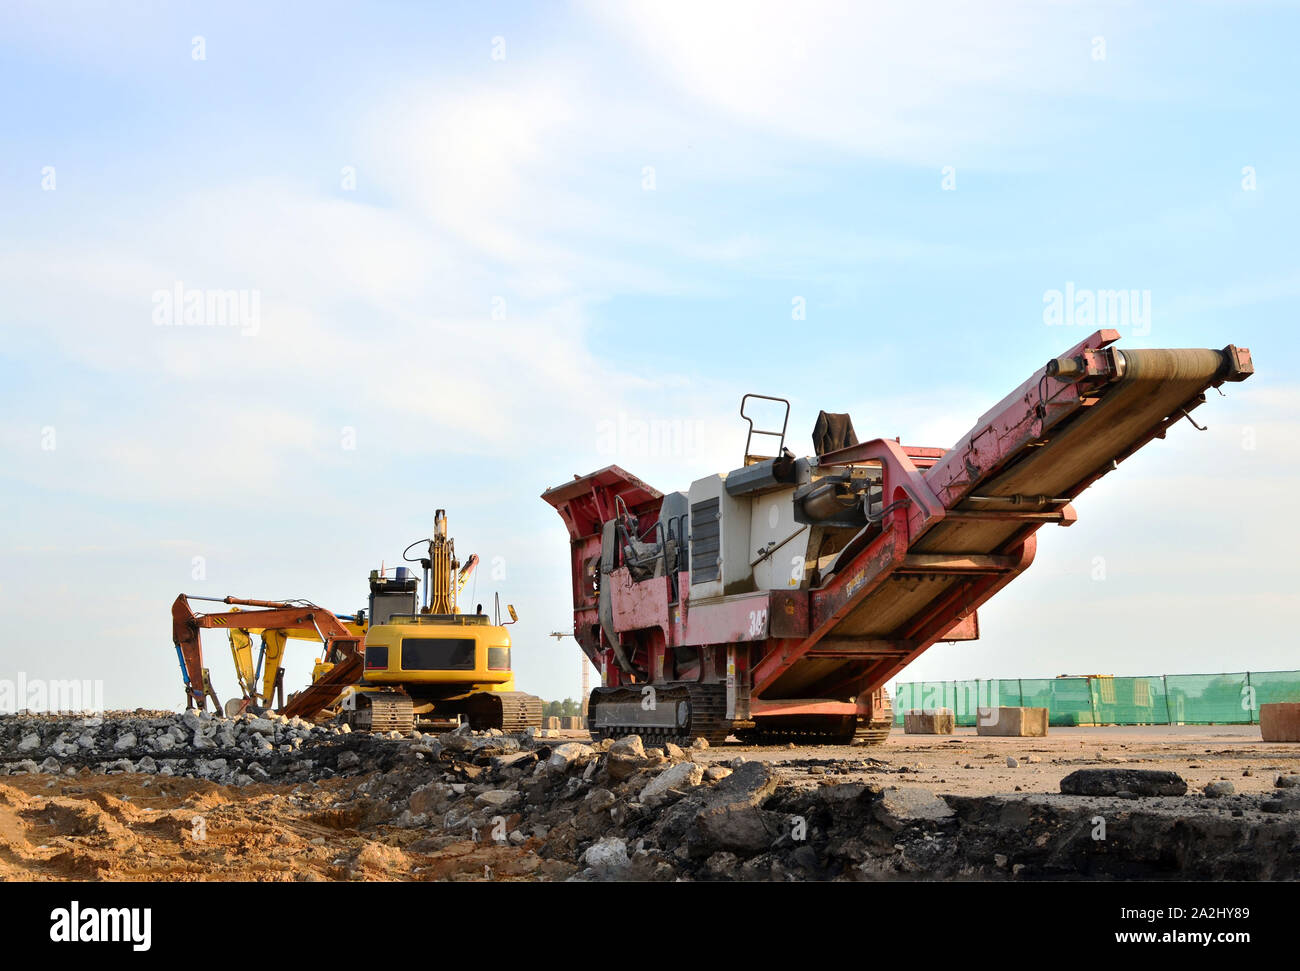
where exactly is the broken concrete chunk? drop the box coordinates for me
[586,788,617,813]
[608,735,645,759]
[641,761,704,807]
[474,789,520,810]
[1059,769,1187,797]
[872,787,955,831]
[582,837,629,869]
[547,742,594,771]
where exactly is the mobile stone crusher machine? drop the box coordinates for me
[543,329,1253,746]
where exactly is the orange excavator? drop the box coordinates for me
[170,595,362,720]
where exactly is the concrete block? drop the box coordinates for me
[975,706,1048,737]
[562,716,584,730]
[904,709,955,734]
[1261,703,1300,742]
[545,717,561,730]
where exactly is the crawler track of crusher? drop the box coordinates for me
[464,691,545,733]
[588,683,731,746]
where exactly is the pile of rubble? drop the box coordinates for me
[0,710,387,786]
[3,712,1298,880]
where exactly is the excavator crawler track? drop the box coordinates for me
[349,692,415,734]
[465,691,544,733]
[588,682,731,746]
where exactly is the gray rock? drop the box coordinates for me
[1276,774,1300,789]
[197,758,228,777]
[443,804,476,831]
[1059,769,1187,797]
[641,761,704,807]
[409,783,453,816]
[113,732,137,752]
[1203,781,1235,798]
[440,732,476,754]
[694,804,776,854]
[582,837,629,869]
[492,751,534,771]
[608,735,645,758]
[17,733,41,753]
[690,761,782,853]
[1261,791,1300,813]
[474,789,520,810]
[547,742,594,771]
[872,787,955,831]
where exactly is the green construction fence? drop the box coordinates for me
[892,670,1300,727]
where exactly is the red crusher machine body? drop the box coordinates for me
[543,330,1253,745]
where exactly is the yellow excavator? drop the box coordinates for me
[343,509,543,734]
[181,509,543,734]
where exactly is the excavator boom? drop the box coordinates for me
[171,595,362,717]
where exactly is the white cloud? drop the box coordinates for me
[582,0,1130,165]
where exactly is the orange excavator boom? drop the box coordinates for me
[170,594,362,718]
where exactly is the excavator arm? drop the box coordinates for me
[171,595,363,717]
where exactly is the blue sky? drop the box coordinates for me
[1,1,1297,710]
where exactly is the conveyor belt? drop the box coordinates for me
[764,340,1251,698]
[918,348,1234,556]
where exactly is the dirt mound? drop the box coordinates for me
[2,714,1298,881]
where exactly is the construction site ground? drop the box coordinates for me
[727,724,1296,794]
[2,715,1297,882]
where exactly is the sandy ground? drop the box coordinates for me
[0,773,567,882]
[715,725,1300,796]
[1,726,1294,881]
